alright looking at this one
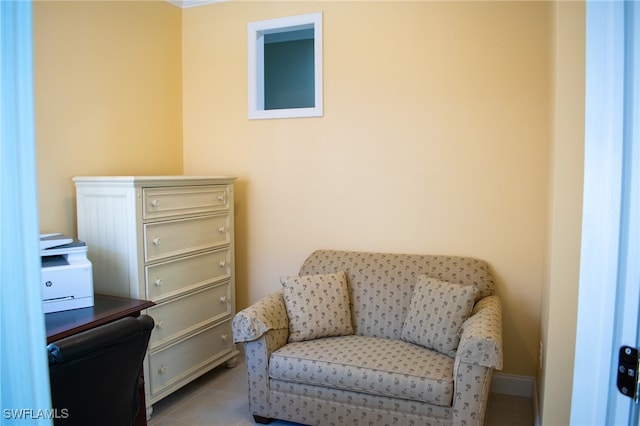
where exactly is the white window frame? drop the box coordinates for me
[248,12,323,120]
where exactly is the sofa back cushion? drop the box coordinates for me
[299,250,495,340]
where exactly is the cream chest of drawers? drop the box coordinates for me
[73,176,239,416]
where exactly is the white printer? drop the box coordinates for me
[40,234,94,313]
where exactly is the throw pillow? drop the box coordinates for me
[281,271,353,342]
[401,275,478,357]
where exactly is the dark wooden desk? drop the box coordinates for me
[45,294,155,426]
[46,294,154,343]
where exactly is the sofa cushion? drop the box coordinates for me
[281,271,353,342]
[269,335,454,407]
[401,275,478,357]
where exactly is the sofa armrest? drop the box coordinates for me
[232,290,289,343]
[241,328,289,419]
[456,295,503,369]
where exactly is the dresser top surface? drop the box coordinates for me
[73,175,237,187]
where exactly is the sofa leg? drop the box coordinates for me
[253,415,273,424]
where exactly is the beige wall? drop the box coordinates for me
[539,2,585,424]
[34,0,184,236]
[32,0,586,388]
[182,1,552,377]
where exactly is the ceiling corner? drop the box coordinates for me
[166,0,227,9]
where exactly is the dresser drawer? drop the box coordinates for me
[144,214,230,263]
[145,249,231,302]
[148,320,233,396]
[147,282,231,350]
[143,185,229,220]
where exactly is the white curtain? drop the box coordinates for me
[0,1,53,424]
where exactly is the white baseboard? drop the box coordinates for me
[490,372,535,398]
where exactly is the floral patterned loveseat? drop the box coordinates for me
[232,250,503,426]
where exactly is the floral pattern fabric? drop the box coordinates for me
[401,276,478,357]
[270,335,453,406]
[281,271,353,342]
[232,250,503,426]
[457,295,503,369]
[299,250,495,340]
[232,291,288,343]
[269,379,453,426]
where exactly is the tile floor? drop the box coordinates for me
[148,360,534,426]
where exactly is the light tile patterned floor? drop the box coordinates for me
[148,360,534,426]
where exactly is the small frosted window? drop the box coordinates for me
[248,13,323,119]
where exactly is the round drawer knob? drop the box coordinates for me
[221,334,229,341]
[156,321,165,329]
[220,296,228,303]
[158,366,166,375]
[219,260,227,268]
[151,199,160,207]
[155,278,163,287]
[218,226,228,233]
[153,237,161,246]
[217,194,225,202]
